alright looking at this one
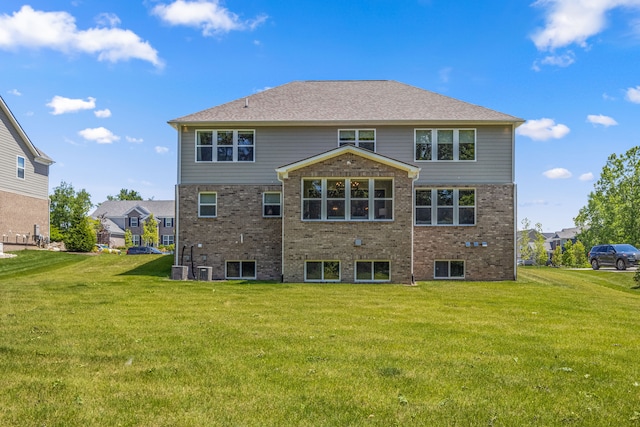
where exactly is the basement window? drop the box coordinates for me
[305,261,340,282]
[355,261,390,282]
[434,260,465,279]
[226,261,256,279]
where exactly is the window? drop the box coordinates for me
[163,218,174,228]
[162,235,174,245]
[339,129,375,151]
[415,189,475,226]
[196,130,255,162]
[263,192,282,217]
[302,178,393,221]
[132,234,141,246]
[17,156,25,179]
[415,129,476,161]
[435,260,465,279]
[305,261,340,282]
[355,261,390,282]
[199,192,217,217]
[129,217,139,227]
[226,261,256,279]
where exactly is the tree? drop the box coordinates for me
[562,240,576,267]
[50,181,92,234]
[571,241,588,267]
[533,222,548,266]
[107,189,143,201]
[142,214,158,247]
[551,245,563,266]
[124,229,133,248]
[575,146,640,249]
[519,217,533,263]
[64,216,97,252]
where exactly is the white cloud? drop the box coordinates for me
[626,85,640,103]
[78,127,120,144]
[587,114,618,126]
[516,118,571,141]
[531,0,640,51]
[94,108,111,118]
[0,5,162,67]
[155,146,169,154]
[47,96,96,115]
[439,67,453,83]
[579,172,595,181]
[519,199,550,207]
[126,136,143,143]
[152,0,268,36]
[543,167,573,179]
[8,89,21,96]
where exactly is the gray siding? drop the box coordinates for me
[0,107,50,199]
[179,125,513,185]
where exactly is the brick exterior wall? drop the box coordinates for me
[413,184,515,281]
[281,152,414,284]
[177,184,282,280]
[0,190,49,244]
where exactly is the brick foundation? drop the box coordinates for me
[0,190,50,244]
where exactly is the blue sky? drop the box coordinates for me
[1,0,640,232]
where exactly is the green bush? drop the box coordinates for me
[64,217,97,252]
[50,225,65,242]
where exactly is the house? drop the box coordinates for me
[548,227,581,252]
[0,96,54,249]
[90,200,175,248]
[169,80,523,283]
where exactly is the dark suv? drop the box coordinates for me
[588,244,640,270]
[126,246,163,255]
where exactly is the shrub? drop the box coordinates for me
[64,217,97,252]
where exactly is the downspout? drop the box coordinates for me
[277,173,285,282]
[410,169,420,284]
[174,124,182,267]
[512,123,517,281]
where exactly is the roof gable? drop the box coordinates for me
[276,145,420,180]
[170,80,523,126]
[0,95,54,165]
[91,200,175,219]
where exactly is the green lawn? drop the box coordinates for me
[1,251,640,426]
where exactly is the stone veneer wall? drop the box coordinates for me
[177,184,282,280]
[282,152,414,284]
[0,190,49,243]
[412,184,515,281]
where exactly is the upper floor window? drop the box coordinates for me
[199,192,217,218]
[263,192,282,217]
[196,130,255,162]
[415,188,475,226]
[339,129,375,151]
[163,218,174,228]
[415,129,476,161]
[129,217,139,227]
[302,178,393,221]
[17,156,25,179]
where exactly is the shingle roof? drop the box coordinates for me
[169,80,524,125]
[91,200,175,219]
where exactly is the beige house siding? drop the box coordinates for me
[281,152,414,284]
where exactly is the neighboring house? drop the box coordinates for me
[90,200,175,248]
[169,80,523,283]
[548,227,581,251]
[0,96,54,249]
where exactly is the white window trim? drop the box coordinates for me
[129,217,139,227]
[338,129,376,151]
[304,260,341,282]
[354,260,391,282]
[161,235,174,245]
[198,192,217,218]
[132,234,141,246]
[414,128,476,162]
[434,260,465,279]
[163,218,174,228]
[225,260,257,280]
[263,192,282,218]
[17,156,25,179]
[195,129,255,163]
[301,178,393,222]
[415,188,476,226]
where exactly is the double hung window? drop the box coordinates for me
[415,129,476,161]
[305,261,340,282]
[355,261,390,282]
[226,261,256,279]
[302,178,393,221]
[162,235,174,245]
[263,192,282,217]
[129,217,139,227]
[196,130,255,162]
[163,218,174,228]
[415,189,475,225]
[199,192,217,217]
[17,156,25,179]
[132,235,141,246]
[338,129,375,151]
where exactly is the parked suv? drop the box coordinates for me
[588,244,640,270]
[126,246,163,255]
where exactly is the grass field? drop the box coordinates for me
[1,250,639,426]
